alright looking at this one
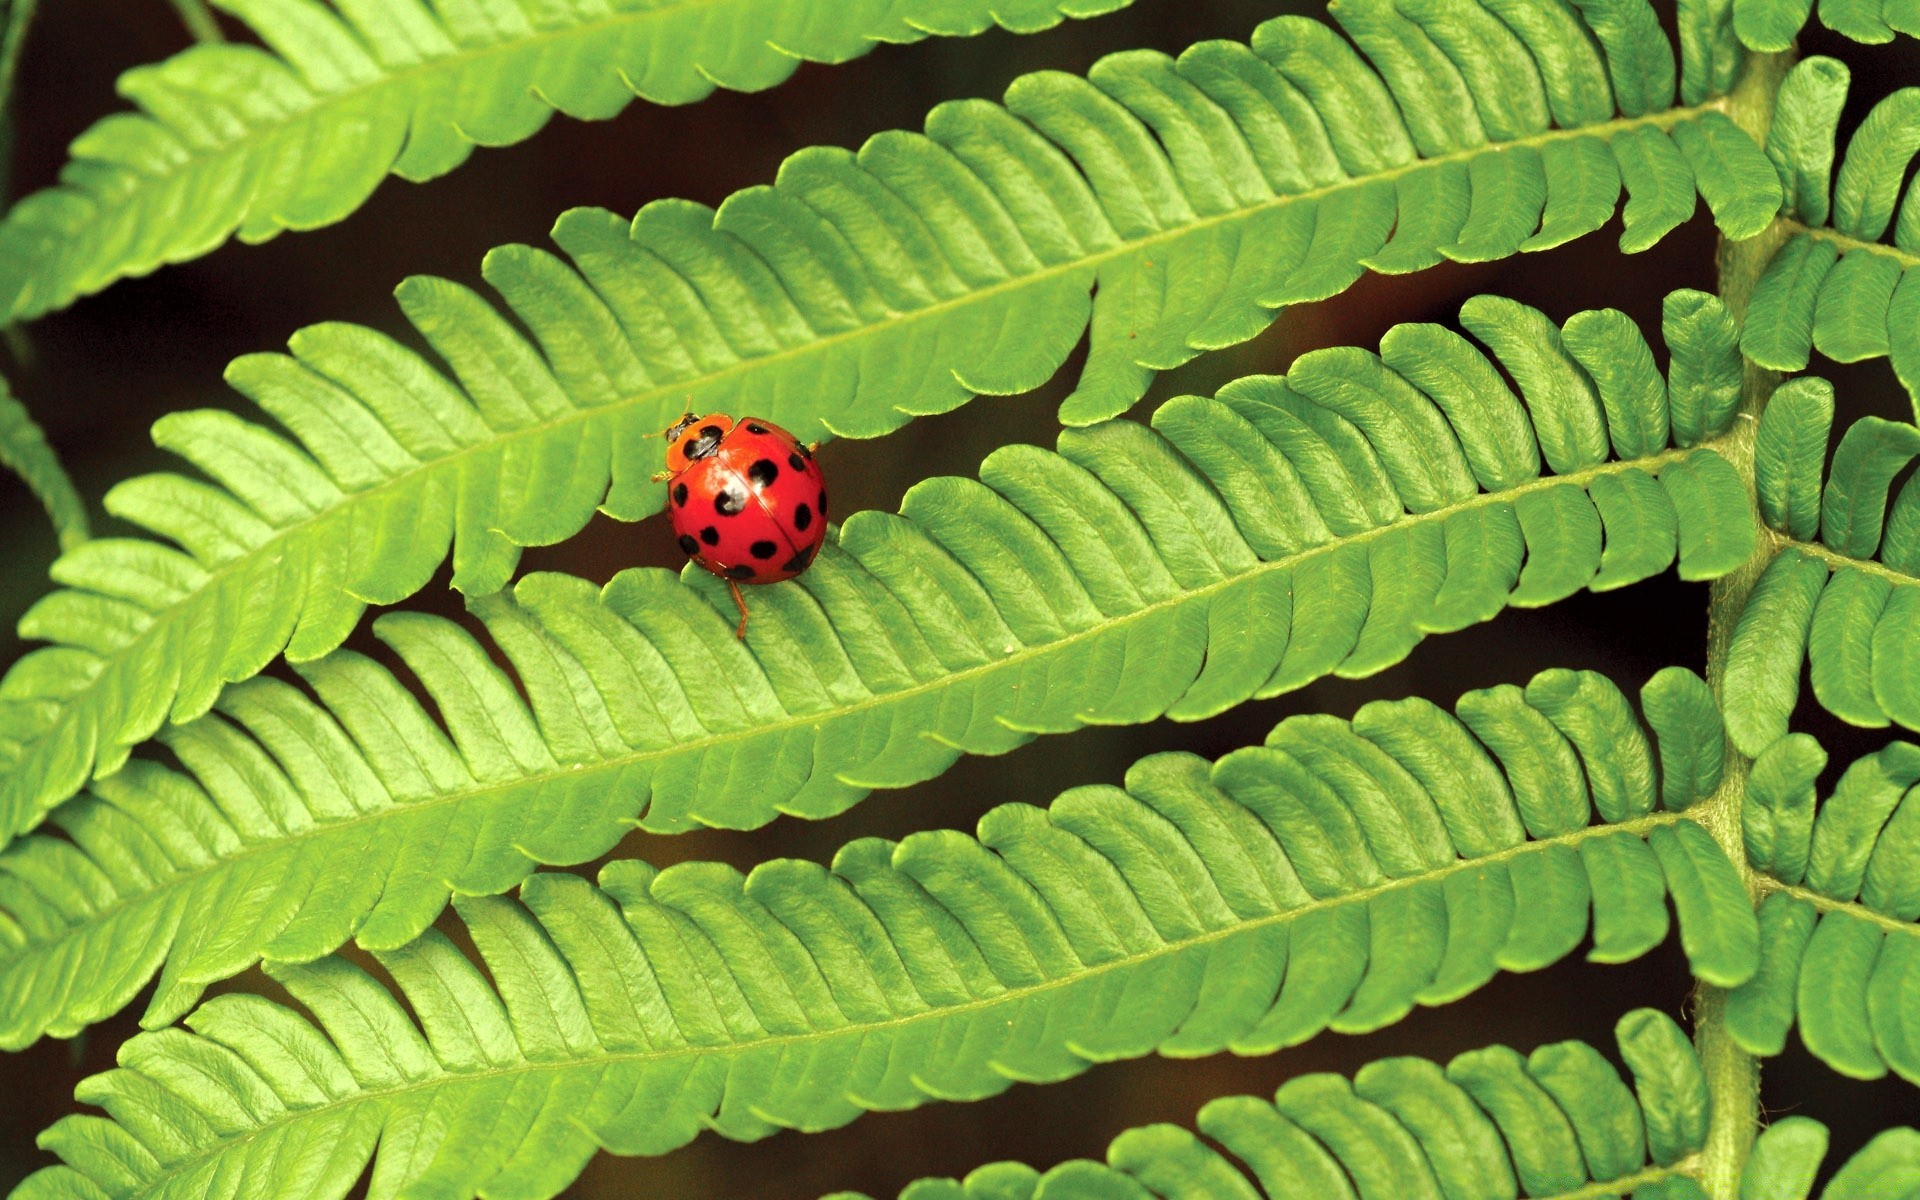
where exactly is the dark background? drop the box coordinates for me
[0,2,1915,1195]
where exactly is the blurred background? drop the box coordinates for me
[1,2,1916,1195]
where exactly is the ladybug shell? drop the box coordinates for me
[666,416,827,585]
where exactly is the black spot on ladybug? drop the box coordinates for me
[782,546,815,574]
[700,526,720,546]
[725,565,756,581]
[746,422,769,434]
[684,425,724,461]
[672,483,688,507]
[750,540,778,560]
[788,452,806,472]
[715,486,745,516]
[748,459,778,488]
[793,502,812,531]
[817,490,828,517]
[677,534,699,556]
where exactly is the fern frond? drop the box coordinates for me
[1725,392,1920,751]
[0,0,1140,322]
[0,292,1763,1046]
[1735,0,1920,50]
[9,674,1758,1199]
[0,3,1775,849]
[0,378,87,554]
[1748,58,1920,414]
[1726,734,1920,1084]
[820,1010,1709,1200]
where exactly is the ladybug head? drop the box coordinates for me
[661,413,735,475]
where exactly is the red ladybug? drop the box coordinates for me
[655,413,828,638]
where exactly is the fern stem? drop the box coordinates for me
[1696,45,1798,1200]
[166,0,223,42]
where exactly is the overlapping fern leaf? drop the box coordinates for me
[830,1105,1920,1200]
[0,0,1142,322]
[0,377,87,554]
[1747,56,1920,413]
[10,669,1762,1200]
[825,1009,1715,1200]
[0,1,1779,853]
[1735,0,1920,50]
[0,294,1766,1048]
[1722,382,1920,750]
[1725,732,1920,1086]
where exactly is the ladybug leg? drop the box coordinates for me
[651,470,672,483]
[727,579,751,640]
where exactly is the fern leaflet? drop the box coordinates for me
[0,378,87,554]
[0,297,1763,1047]
[824,1010,1712,1200]
[1735,0,1920,50]
[1724,389,1920,749]
[0,0,1138,322]
[8,669,1757,1200]
[0,4,1778,853]
[1726,734,1920,1086]
[1747,57,1920,414]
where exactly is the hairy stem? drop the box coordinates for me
[1696,46,1796,1200]
[166,0,223,42]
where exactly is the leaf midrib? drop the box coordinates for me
[1757,874,1920,936]
[1,442,1722,996]
[118,810,1692,1194]
[0,100,1727,840]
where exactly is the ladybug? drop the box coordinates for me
[655,413,828,638]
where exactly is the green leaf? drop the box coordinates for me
[1641,667,1727,811]
[13,674,1749,1198]
[1671,110,1785,238]
[1822,1129,1920,1200]
[1821,417,1920,559]
[1726,737,1920,1085]
[1754,377,1834,540]
[1721,548,1830,755]
[821,1021,1712,1198]
[1765,57,1849,226]
[1726,892,1818,1055]
[1742,1116,1828,1200]
[1745,733,1825,883]
[0,0,1143,323]
[1833,88,1920,242]
[1749,74,1920,411]
[1648,821,1761,987]
[1661,289,1743,448]
[0,12,1765,851]
[0,303,1762,1047]
[0,378,88,554]
[1614,1007,1709,1167]
[1735,0,1815,51]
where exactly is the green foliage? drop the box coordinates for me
[1735,0,1920,49]
[831,1112,1920,1200]
[1727,737,1920,1084]
[0,4,1776,862]
[0,297,1763,1048]
[9,670,1755,1200]
[825,1011,1710,1199]
[0,379,86,554]
[5,0,1919,1196]
[1749,59,1920,413]
[1725,401,1920,750]
[0,0,1142,322]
